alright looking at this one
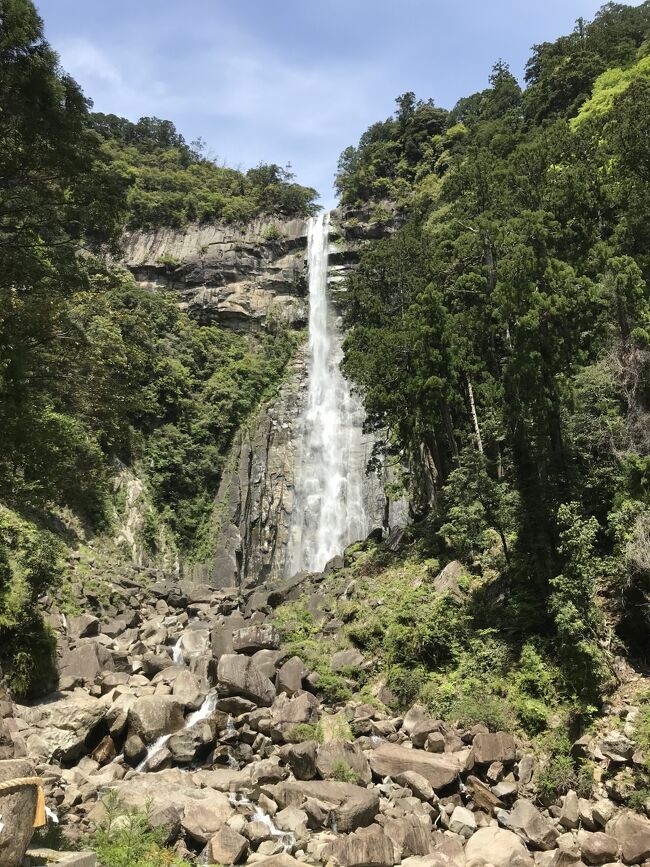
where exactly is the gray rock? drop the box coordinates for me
[207,825,249,864]
[501,799,559,851]
[577,830,619,865]
[68,613,100,639]
[232,624,280,654]
[368,742,463,790]
[279,740,318,780]
[560,790,580,829]
[464,826,533,867]
[448,804,476,839]
[266,780,380,832]
[330,649,365,672]
[127,695,185,744]
[394,771,435,802]
[473,732,517,765]
[323,824,397,867]
[217,654,276,706]
[606,809,650,863]
[316,741,371,785]
[277,656,307,696]
[432,561,466,598]
[58,642,114,683]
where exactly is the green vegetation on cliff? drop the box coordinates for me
[0,0,305,693]
[338,2,650,715]
[90,112,319,229]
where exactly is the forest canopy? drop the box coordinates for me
[338,1,650,707]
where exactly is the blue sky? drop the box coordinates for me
[37,0,633,209]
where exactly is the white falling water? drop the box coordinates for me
[286,213,378,574]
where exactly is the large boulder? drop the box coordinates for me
[18,694,108,762]
[606,809,650,863]
[180,792,234,845]
[577,830,619,865]
[217,654,276,706]
[232,624,280,654]
[127,695,185,744]
[464,826,533,867]
[501,799,559,851]
[207,825,248,864]
[271,692,320,735]
[316,741,371,785]
[0,759,38,867]
[472,732,516,765]
[323,824,397,867]
[58,642,114,683]
[265,780,380,832]
[368,742,463,790]
[279,740,318,780]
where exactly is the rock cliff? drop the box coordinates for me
[121,216,309,331]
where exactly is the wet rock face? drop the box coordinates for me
[121,217,309,333]
[192,353,305,589]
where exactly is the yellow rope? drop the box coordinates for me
[0,776,46,827]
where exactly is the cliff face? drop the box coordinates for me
[121,216,309,331]
[203,351,306,589]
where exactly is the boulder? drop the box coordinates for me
[577,830,619,865]
[58,642,114,683]
[606,809,650,863]
[331,649,365,672]
[279,740,318,780]
[232,624,280,654]
[559,790,579,830]
[368,742,462,790]
[472,732,516,765]
[266,780,380,832]
[0,759,38,867]
[180,793,233,844]
[127,695,185,744]
[501,799,559,851]
[277,657,307,696]
[178,626,211,659]
[207,825,248,864]
[271,692,320,734]
[68,613,100,639]
[316,741,371,785]
[448,804,477,839]
[394,771,435,802]
[323,824,397,867]
[172,669,204,711]
[217,654,276,706]
[432,561,466,597]
[464,826,533,867]
[19,694,108,762]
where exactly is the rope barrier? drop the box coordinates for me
[0,777,46,827]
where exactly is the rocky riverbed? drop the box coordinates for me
[2,560,650,867]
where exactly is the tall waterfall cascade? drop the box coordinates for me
[286,213,385,574]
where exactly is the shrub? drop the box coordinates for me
[537,729,594,800]
[285,723,323,743]
[330,760,359,783]
[317,670,353,704]
[90,792,185,867]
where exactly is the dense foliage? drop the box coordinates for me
[338,2,650,706]
[0,0,303,693]
[90,112,319,228]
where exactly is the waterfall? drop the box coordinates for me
[286,213,378,574]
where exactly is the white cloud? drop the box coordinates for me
[52,20,392,206]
